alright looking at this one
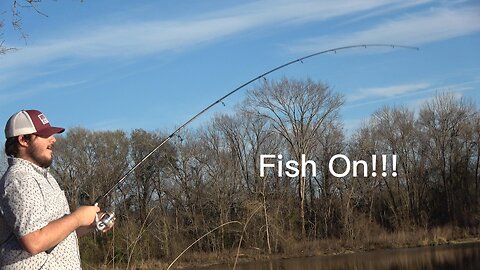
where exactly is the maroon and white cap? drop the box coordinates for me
[5,110,65,138]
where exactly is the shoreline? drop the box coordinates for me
[173,236,480,269]
[90,234,480,269]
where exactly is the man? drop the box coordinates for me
[0,110,100,269]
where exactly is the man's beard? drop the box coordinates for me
[28,143,53,168]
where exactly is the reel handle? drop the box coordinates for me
[95,211,115,232]
[94,202,116,232]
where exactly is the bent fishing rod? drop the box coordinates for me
[94,43,419,208]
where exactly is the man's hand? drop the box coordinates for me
[72,205,100,227]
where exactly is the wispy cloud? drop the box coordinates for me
[345,78,479,109]
[342,80,475,131]
[347,82,431,102]
[287,5,480,53]
[0,0,423,71]
[341,0,432,25]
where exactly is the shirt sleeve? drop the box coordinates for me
[1,171,49,238]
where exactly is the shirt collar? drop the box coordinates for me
[7,157,50,177]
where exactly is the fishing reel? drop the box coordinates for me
[95,211,116,233]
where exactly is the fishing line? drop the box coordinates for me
[94,43,419,207]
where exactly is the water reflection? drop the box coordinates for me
[198,242,480,270]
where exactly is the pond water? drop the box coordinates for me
[196,242,480,270]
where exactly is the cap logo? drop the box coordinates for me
[37,114,49,125]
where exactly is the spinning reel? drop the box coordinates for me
[95,211,116,232]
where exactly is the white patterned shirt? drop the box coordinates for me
[0,157,81,269]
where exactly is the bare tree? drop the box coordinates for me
[127,129,173,221]
[418,93,477,224]
[213,111,283,253]
[312,121,345,238]
[37,90,480,266]
[245,78,344,238]
[53,128,130,208]
[1,0,48,54]
[367,106,429,228]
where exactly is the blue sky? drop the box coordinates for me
[0,0,479,135]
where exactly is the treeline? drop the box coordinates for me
[50,78,480,267]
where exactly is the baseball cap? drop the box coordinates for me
[5,110,65,138]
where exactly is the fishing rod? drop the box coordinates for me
[93,43,419,231]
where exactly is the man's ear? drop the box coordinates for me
[18,135,30,148]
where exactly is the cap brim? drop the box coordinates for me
[34,126,65,138]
